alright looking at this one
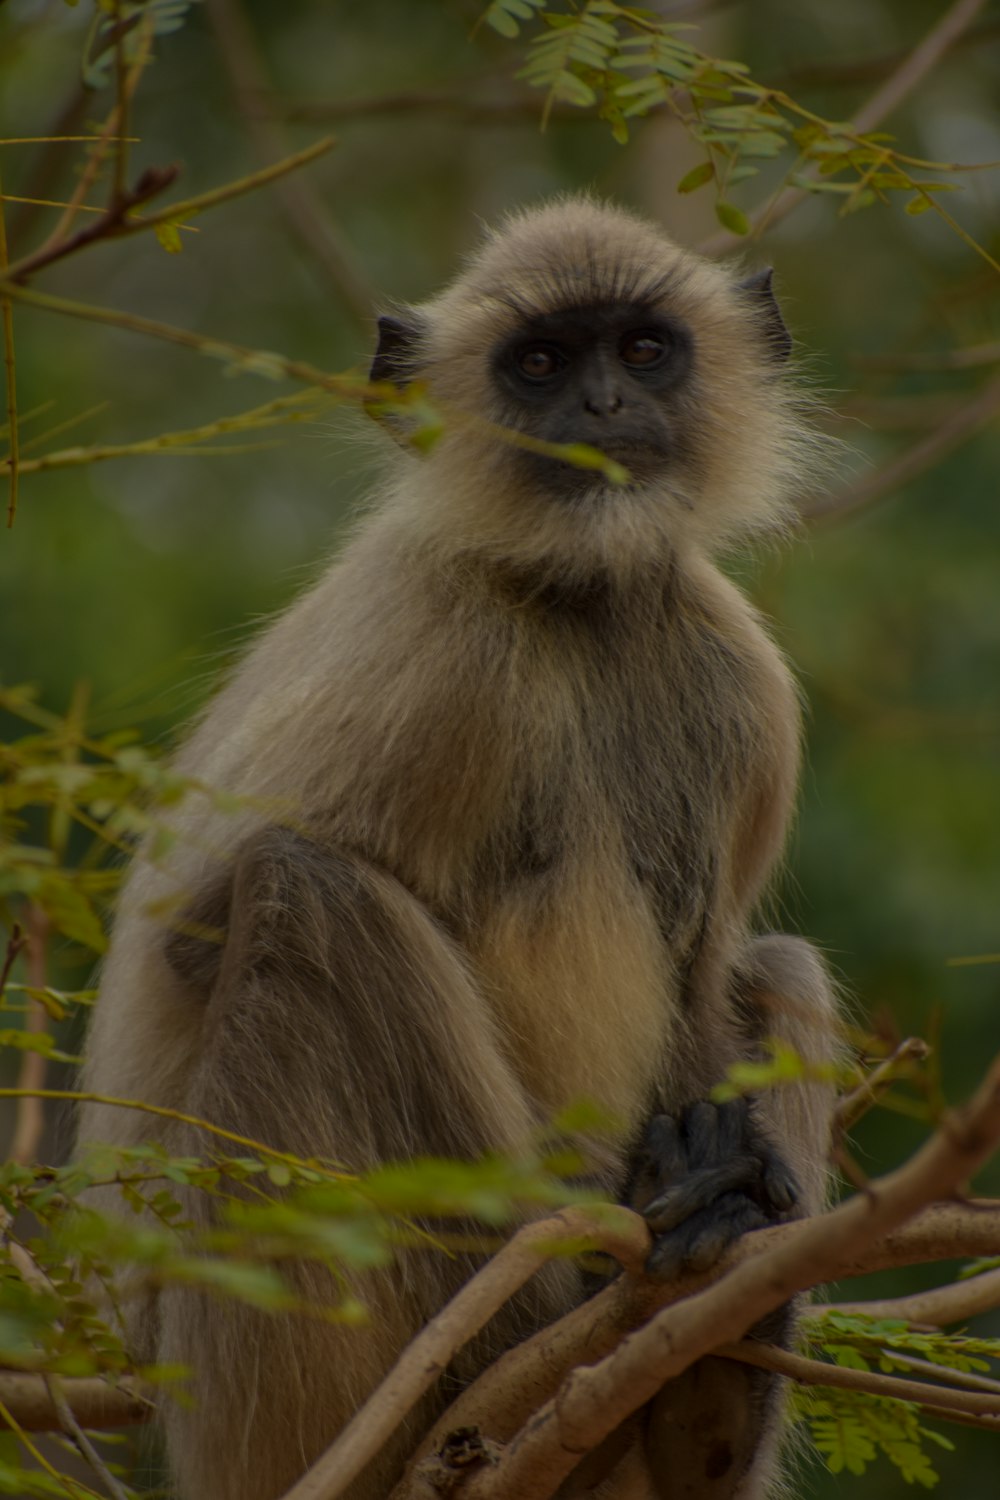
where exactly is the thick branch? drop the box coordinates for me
[280,1208,648,1500]
[815,1264,1000,1327]
[402,1056,1000,1500]
[405,1200,1000,1478]
[0,1374,152,1432]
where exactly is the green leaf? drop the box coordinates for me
[714,200,750,235]
[677,160,715,194]
[154,219,184,254]
[34,875,106,952]
[906,194,933,215]
[0,1030,80,1064]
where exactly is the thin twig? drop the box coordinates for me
[44,1375,133,1500]
[112,0,129,204]
[281,89,590,124]
[0,923,26,993]
[804,375,1000,523]
[857,340,1000,372]
[0,1395,99,1499]
[813,1264,1000,1328]
[3,137,335,284]
[871,1351,1000,1398]
[0,279,359,394]
[38,20,154,251]
[3,165,180,283]
[0,158,18,528]
[9,905,51,1165]
[206,0,373,329]
[279,1207,648,1500]
[1,391,332,476]
[834,1038,931,1131]
[716,1339,1000,1421]
[700,0,989,255]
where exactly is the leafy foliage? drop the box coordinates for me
[809,1309,1000,1379]
[82,0,203,89]
[487,0,977,242]
[0,683,233,956]
[792,1308,1000,1487]
[792,1384,953,1488]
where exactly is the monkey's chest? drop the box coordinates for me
[585,669,758,958]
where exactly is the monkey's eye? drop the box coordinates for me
[619,331,667,369]
[515,344,566,381]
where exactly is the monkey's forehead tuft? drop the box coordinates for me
[424,195,731,341]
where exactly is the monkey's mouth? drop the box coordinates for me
[554,436,671,489]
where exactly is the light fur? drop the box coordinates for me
[79,196,838,1500]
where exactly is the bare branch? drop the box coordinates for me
[0,1373,152,1433]
[44,1374,134,1500]
[857,341,1000,372]
[9,905,51,1165]
[401,1055,1000,1500]
[406,1199,1000,1478]
[280,1207,648,1500]
[0,158,17,528]
[717,1339,1000,1421]
[206,0,374,330]
[814,1265,1000,1328]
[804,376,1000,523]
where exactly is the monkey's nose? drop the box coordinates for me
[583,392,624,416]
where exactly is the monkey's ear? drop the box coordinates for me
[370,313,426,387]
[738,268,792,362]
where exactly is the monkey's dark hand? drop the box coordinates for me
[631,1099,798,1279]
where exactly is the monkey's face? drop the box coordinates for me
[488,299,693,492]
[371,198,822,568]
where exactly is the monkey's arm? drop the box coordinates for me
[158,826,574,1500]
[630,935,838,1500]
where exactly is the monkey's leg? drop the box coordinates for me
[633,935,838,1500]
[158,827,565,1500]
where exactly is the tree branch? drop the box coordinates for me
[0,1373,152,1433]
[834,1037,931,1131]
[803,375,1000,524]
[716,1339,1000,1422]
[396,1055,1000,1500]
[814,1264,1000,1328]
[44,1374,134,1500]
[699,0,989,256]
[206,0,374,330]
[9,905,51,1165]
[279,1207,649,1500]
[402,1200,1000,1485]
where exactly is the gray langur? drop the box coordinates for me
[78,196,839,1500]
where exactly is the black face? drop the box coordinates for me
[491,301,693,488]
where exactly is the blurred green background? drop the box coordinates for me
[1,1,999,1493]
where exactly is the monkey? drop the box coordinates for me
[77,195,839,1500]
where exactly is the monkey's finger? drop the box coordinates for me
[641,1155,760,1234]
[679,1099,720,1160]
[635,1113,686,1177]
[760,1155,799,1213]
[645,1193,768,1278]
[714,1096,753,1157]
